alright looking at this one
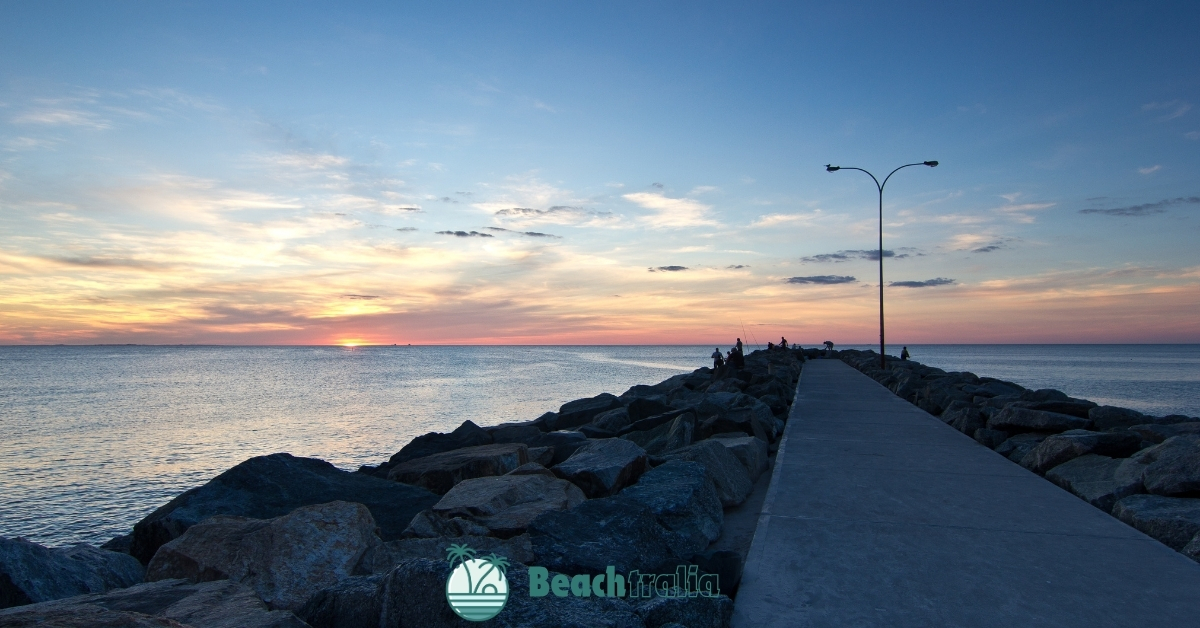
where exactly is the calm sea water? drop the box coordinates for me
[1,344,1197,548]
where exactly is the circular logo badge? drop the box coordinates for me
[445,544,509,622]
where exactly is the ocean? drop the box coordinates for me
[1,344,1197,548]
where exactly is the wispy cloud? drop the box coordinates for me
[1080,196,1200,217]
[623,192,718,228]
[749,211,822,228]
[995,201,1055,223]
[492,206,615,227]
[1138,165,1161,175]
[786,275,856,285]
[648,266,688,272]
[436,230,494,238]
[11,108,111,129]
[799,248,920,263]
[1143,100,1192,121]
[890,278,955,288]
[1186,131,1200,140]
[485,227,561,238]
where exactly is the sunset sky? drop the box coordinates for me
[2,1,1198,345]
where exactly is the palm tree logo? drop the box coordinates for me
[444,544,510,621]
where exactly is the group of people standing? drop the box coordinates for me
[711,336,793,370]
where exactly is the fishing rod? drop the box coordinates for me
[740,320,760,350]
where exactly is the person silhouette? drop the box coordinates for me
[900,346,910,361]
[735,338,743,354]
[712,347,725,369]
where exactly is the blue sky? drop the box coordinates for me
[1,1,1198,344]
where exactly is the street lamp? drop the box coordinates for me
[824,161,938,369]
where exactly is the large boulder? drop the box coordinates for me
[697,408,769,442]
[528,498,679,575]
[405,474,585,539]
[659,440,753,507]
[553,439,649,498]
[1044,454,1143,513]
[0,538,144,609]
[591,407,632,433]
[1089,406,1150,431]
[1184,533,1200,563]
[146,501,380,611]
[487,423,544,444]
[1129,422,1200,444]
[130,453,438,564]
[1025,400,1096,419]
[298,574,383,628]
[941,402,986,436]
[618,461,722,558]
[1136,436,1200,496]
[635,594,734,628]
[356,535,534,574]
[619,412,695,455]
[553,393,623,430]
[0,578,307,628]
[381,420,493,471]
[1019,430,1142,475]
[709,434,769,481]
[1112,494,1200,550]
[994,433,1052,462]
[987,406,1092,434]
[625,397,674,422]
[388,443,529,494]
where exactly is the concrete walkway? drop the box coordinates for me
[732,359,1200,627]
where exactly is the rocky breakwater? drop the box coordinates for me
[0,347,803,628]
[834,348,1200,564]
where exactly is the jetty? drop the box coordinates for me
[733,359,1200,626]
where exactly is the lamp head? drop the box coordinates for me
[923,161,939,167]
[825,164,840,172]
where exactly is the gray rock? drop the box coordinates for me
[963,380,1024,398]
[617,408,696,437]
[488,422,544,444]
[356,535,534,574]
[0,538,144,609]
[146,501,381,611]
[1112,494,1200,550]
[527,446,555,467]
[942,402,986,436]
[553,439,649,498]
[619,461,723,557]
[1183,532,1200,563]
[297,574,382,628]
[757,393,788,417]
[625,397,674,422]
[1088,405,1150,431]
[388,443,529,494]
[1129,422,1200,444]
[554,393,623,430]
[1138,436,1200,496]
[1019,430,1142,475]
[686,548,743,594]
[697,408,769,442]
[593,407,632,433]
[1044,454,1143,513]
[507,462,556,477]
[384,420,493,469]
[635,593,734,628]
[994,433,1052,462]
[415,473,586,538]
[529,498,679,574]
[660,440,753,507]
[709,433,769,481]
[520,431,589,465]
[130,453,438,564]
[988,406,1092,434]
[620,412,695,455]
[0,578,307,628]
[577,424,617,439]
[973,428,1009,449]
[399,511,490,538]
[1025,400,1096,419]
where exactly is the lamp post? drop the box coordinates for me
[824,161,938,369]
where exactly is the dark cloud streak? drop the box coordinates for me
[1079,196,1200,216]
[786,275,856,285]
[889,278,955,288]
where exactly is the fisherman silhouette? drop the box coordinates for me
[712,347,725,369]
[901,347,910,361]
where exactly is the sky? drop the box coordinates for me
[1,1,1198,346]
